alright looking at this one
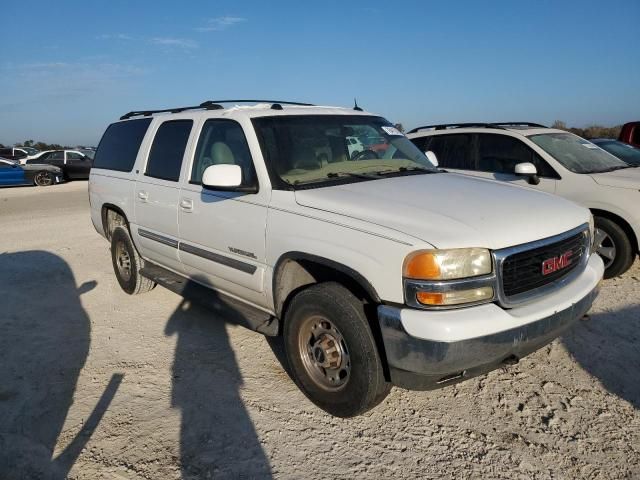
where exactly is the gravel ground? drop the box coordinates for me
[1,182,639,479]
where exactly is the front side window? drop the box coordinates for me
[145,120,193,181]
[191,119,256,186]
[253,115,435,188]
[50,151,64,160]
[66,151,84,160]
[529,132,629,174]
[477,134,558,178]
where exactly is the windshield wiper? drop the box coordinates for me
[373,166,436,176]
[326,172,376,179]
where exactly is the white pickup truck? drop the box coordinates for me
[89,101,604,417]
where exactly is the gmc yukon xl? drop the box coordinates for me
[89,101,604,417]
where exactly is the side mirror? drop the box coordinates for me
[514,162,540,185]
[201,164,258,193]
[425,150,439,167]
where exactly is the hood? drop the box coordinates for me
[590,168,640,189]
[294,173,589,250]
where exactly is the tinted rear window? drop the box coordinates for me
[145,120,193,181]
[94,118,152,172]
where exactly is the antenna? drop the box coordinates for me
[353,98,363,111]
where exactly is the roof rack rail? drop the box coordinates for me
[407,123,506,134]
[490,122,547,128]
[120,99,314,120]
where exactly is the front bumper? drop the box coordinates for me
[378,254,604,390]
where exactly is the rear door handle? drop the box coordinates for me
[180,198,193,212]
[138,190,149,201]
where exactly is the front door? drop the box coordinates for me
[177,118,269,308]
[65,151,92,179]
[133,119,194,273]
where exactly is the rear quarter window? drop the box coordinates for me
[93,118,152,172]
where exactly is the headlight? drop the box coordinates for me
[403,248,495,308]
[403,248,492,280]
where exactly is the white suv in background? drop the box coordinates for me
[89,103,603,417]
[408,123,640,278]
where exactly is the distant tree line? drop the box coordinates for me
[551,121,621,140]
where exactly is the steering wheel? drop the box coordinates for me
[352,149,378,161]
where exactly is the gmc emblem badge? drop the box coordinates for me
[542,251,573,276]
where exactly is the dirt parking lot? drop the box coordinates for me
[1,182,639,479]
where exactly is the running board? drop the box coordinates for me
[139,262,279,336]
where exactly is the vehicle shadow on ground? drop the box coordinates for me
[0,251,119,479]
[164,280,272,479]
[563,304,640,409]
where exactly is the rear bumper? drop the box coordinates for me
[378,254,604,390]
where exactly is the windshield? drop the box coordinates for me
[20,147,39,156]
[80,149,95,159]
[529,132,629,174]
[594,140,640,166]
[252,115,436,188]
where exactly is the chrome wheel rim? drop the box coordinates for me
[298,315,351,391]
[35,172,52,186]
[115,241,132,281]
[594,228,616,269]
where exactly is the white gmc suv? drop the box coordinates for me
[89,101,604,417]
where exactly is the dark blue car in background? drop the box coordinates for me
[0,157,64,187]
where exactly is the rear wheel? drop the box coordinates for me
[33,171,53,186]
[283,282,390,417]
[110,226,155,295]
[594,216,634,278]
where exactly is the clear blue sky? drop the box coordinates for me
[1,0,638,146]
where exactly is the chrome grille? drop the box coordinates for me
[495,225,590,307]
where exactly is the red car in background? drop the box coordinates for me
[618,121,640,148]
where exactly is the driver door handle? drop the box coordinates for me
[138,190,149,201]
[180,198,193,212]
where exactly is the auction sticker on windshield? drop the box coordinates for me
[381,126,404,136]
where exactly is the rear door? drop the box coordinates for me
[177,118,269,307]
[133,119,195,273]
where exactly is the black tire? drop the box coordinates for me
[110,226,156,295]
[283,282,390,417]
[594,216,635,279]
[33,171,53,186]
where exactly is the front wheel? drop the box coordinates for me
[283,282,390,417]
[33,171,53,186]
[594,216,634,278]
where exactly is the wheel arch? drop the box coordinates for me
[101,203,130,241]
[272,252,381,320]
[590,208,639,253]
